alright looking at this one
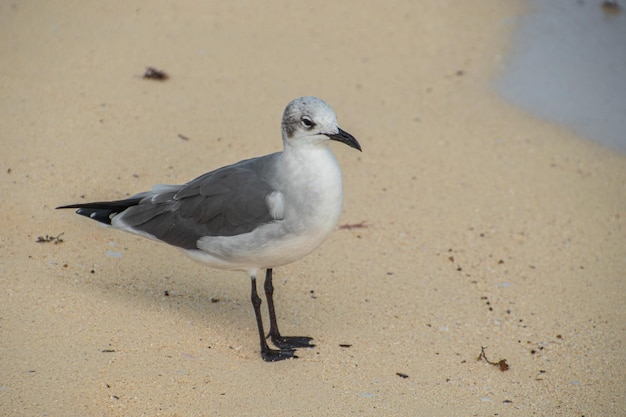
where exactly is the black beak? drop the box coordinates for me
[327,128,362,152]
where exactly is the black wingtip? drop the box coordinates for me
[56,198,143,225]
[56,204,81,210]
[56,204,115,225]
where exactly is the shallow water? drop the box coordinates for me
[495,0,626,153]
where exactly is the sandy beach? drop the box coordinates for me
[1,1,625,416]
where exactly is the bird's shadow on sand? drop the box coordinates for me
[71,240,312,351]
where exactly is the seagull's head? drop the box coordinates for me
[281,96,361,152]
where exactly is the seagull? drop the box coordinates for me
[57,96,361,361]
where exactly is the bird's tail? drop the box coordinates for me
[56,197,144,225]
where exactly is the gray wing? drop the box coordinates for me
[116,163,278,249]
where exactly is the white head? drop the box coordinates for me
[281,97,361,151]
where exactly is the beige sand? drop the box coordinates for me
[2,1,625,415]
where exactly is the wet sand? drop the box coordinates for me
[1,1,625,415]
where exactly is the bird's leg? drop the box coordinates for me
[250,275,296,361]
[264,268,315,350]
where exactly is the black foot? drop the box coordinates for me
[261,346,298,362]
[269,335,315,350]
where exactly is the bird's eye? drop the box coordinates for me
[301,117,315,129]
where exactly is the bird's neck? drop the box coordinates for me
[283,141,340,178]
[279,143,343,207]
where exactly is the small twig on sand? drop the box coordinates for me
[477,346,509,372]
[36,232,65,244]
[338,221,368,230]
